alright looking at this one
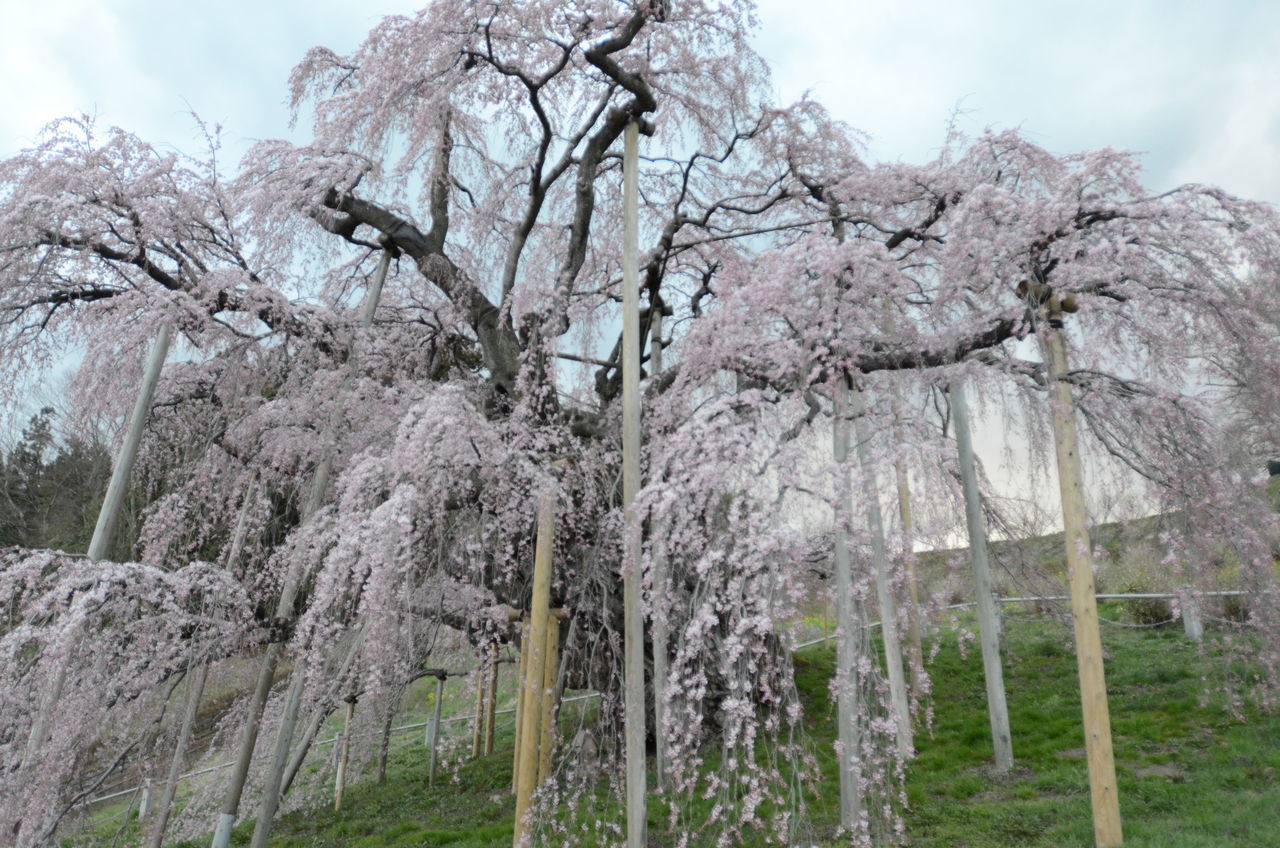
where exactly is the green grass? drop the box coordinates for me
[150,615,1279,847]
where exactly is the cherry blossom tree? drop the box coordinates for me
[2,2,1280,847]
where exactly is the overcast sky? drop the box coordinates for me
[3,1,1277,520]
[3,0,1277,203]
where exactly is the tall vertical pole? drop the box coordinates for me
[949,381,1013,772]
[485,641,499,755]
[620,119,648,848]
[88,322,173,561]
[427,674,445,786]
[649,308,669,786]
[851,393,913,757]
[1043,317,1123,847]
[333,698,356,811]
[537,618,561,784]
[20,323,173,819]
[513,491,555,847]
[831,382,863,831]
[472,660,486,758]
[512,620,531,793]
[217,247,393,848]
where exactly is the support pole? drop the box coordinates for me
[333,698,356,811]
[137,778,153,820]
[147,662,208,848]
[1043,318,1123,847]
[620,116,648,848]
[427,674,445,786]
[831,382,864,831]
[227,245,394,848]
[512,619,531,793]
[212,641,281,848]
[485,641,499,755]
[949,381,1014,772]
[20,325,175,798]
[472,659,486,758]
[649,308,670,786]
[852,392,913,757]
[537,617,561,785]
[280,626,366,800]
[88,322,173,561]
[892,435,926,689]
[513,490,555,847]
[250,663,306,848]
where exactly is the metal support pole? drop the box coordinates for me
[428,675,445,786]
[831,382,864,830]
[851,392,913,757]
[334,698,356,811]
[950,381,1014,772]
[620,117,648,848]
[88,322,173,561]
[485,641,499,755]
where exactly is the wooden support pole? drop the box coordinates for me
[513,490,555,847]
[427,674,445,786]
[333,698,356,811]
[620,116,648,848]
[512,619,531,793]
[1043,318,1123,847]
[537,617,561,785]
[851,391,913,756]
[485,641,499,756]
[831,381,864,830]
[949,381,1014,773]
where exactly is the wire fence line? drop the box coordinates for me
[78,589,1264,810]
[78,691,602,810]
[790,589,1257,651]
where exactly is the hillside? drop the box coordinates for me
[83,610,1278,847]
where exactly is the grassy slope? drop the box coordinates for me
[155,608,1280,847]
